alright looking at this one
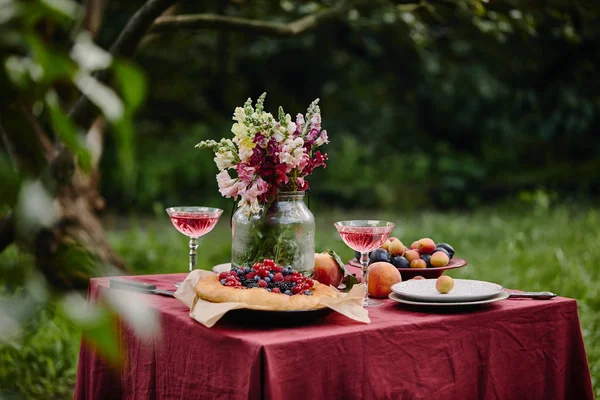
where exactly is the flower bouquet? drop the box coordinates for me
[196,93,328,274]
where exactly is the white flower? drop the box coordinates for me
[239,146,253,163]
[214,149,235,170]
[279,137,308,169]
[239,197,261,216]
[286,121,296,134]
[273,131,285,143]
[231,122,246,139]
[233,107,245,123]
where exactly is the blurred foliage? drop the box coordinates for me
[92,0,600,212]
[0,0,153,395]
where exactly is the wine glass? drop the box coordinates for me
[166,207,223,281]
[334,220,395,307]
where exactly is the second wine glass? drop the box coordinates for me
[166,206,223,274]
[334,220,395,307]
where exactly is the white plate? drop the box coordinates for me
[391,279,504,303]
[388,290,509,307]
[212,263,231,274]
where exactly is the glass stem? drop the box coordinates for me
[360,252,370,301]
[189,237,198,272]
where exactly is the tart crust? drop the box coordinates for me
[195,275,338,311]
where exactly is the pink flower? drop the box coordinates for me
[314,130,328,146]
[275,164,289,185]
[295,114,305,135]
[216,170,246,199]
[296,177,309,191]
[236,163,256,184]
[254,133,268,148]
[310,113,321,131]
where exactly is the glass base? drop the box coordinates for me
[364,298,383,307]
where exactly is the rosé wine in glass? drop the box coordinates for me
[334,220,395,307]
[169,213,220,238]
[166,207,223,274]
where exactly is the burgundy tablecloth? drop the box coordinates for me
[75,273,593,400]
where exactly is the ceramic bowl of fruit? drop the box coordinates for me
[350,238,467,280]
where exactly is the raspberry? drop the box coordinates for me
[263,259,275,268]
[259,269,270,278]
[257,280,268,288]
[284,275,293,282]
[253,262,262,270]
[246,272,256,279]
[219,272,229,280]
[291,285,302,294]
[229,271,238,277]
[271,288,281,294]
[306,278,314,287]
[225,275,237,282]
[292,271,300,277]
[302,283,310,291]
[274,273,284,282]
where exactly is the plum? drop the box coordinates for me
[435,243,455,259]
[392,256,410,269]
[369,248,391,264]
[420,253,432,268]
[355,250,372,261]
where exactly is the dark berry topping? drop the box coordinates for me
[220,259,315,295]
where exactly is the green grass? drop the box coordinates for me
[2,204,600,398]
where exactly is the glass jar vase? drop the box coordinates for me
[231,191,315,275]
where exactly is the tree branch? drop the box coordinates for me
[70,0,178,128]
[149,2,356,37]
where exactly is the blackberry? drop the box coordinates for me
[245,282,258,289]
[276,281,294,292]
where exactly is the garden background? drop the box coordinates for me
[1,0,599,398]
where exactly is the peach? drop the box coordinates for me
[430,251,450,268]
[410,259,427,269]
[380,239,392,251]
[367,262,402,298]
[388,240,405,257]
[404,249,420,263]
[417,238,436,254]
[410,241,419,250]
[436,275,454,294]
[388,237,400,242]
[313,252,344,288]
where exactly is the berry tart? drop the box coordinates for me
[195,259,338,311]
